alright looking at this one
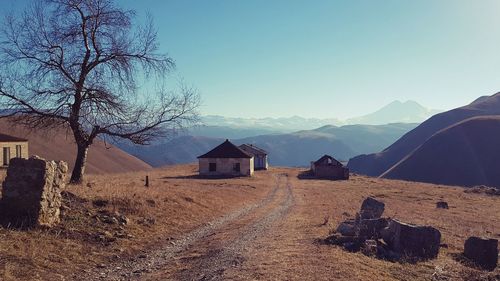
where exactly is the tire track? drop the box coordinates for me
[172,174,294,281]
[83,177,282,281]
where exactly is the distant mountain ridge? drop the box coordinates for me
[201,115,342,133]
[117,123,417,168]
[201,100,440,133]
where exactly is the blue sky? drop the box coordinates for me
[4,0,500,118]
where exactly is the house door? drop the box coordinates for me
[3,147,10,166]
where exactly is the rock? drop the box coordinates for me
[336,219,357,236]
[117,214,130,226]
[343,241,363,252]
[361,239,379,257]
[138,217,156,226]
[360,197,385,220]
[436,201,449,209]
[100,215,119,225]
[464,237,498,271]
[358,218,389,239]
[92,199,109,207]
[381,219,441,260]
[0,156,68,227]
[324,233,363,246]
[97,231,116,242]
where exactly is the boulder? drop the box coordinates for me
[436,201,449,209]
[336,219,357,236]
[0,156,68,227]
[360,197,385,219]
[381,219,441,260]
[358,218,389,239]
[464,237,498,271]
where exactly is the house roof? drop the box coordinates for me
[0,133,28,142]
[198,139,253,159]
[314,154,342,166]
[238,144,268,156]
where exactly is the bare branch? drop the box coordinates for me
[0,0,199,183]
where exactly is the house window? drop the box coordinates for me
[16,145,21,158]
[233,163,241,172]
[209,163,216,172]
[3,147,10,166]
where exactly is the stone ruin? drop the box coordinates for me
[0,155,68,227]
[326,197,441,262]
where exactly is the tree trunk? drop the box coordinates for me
[70,143,89,184]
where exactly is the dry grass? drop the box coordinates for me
[224,169,499,280]
[0,165,272,281]
[0,165,499,280]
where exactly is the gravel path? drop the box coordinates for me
[173,174,294,281]
[82,174,285,281]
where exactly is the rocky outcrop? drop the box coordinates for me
[1,156,68,227]
[464,237,498,271]
[360,197,385,219]
[381,219,441,260]
[326,197,442,262]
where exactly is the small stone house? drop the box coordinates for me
[310,154,349,180]
[0,133,29,167]
[238,144,268,170]
[198,139,254,177]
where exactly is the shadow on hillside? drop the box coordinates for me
[449,252,496,272]
[0,191,87,231]
[297,170,318,180]
[297,170,350,181]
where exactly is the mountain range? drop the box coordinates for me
[117,123,417,167]
[201,100,440,135]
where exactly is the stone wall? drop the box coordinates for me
[199,157,254,177]
[313,165,349,180]
[0,155,68,227]
[0,141,29,166]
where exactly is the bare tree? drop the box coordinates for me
[0,0,199,184]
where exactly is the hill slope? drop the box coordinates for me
[382,116,500,187]
[0,119,152,174]
[348,92,500,176]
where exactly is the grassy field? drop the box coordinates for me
[0,165,498,280]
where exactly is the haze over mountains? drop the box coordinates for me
[201,100,440,135]
[114,100,438,167]
[117,123,417,168]
[349,92,500,187]
[345,100,442,125]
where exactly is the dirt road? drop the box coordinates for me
[86,172,294,281]
[82,168,500,281]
